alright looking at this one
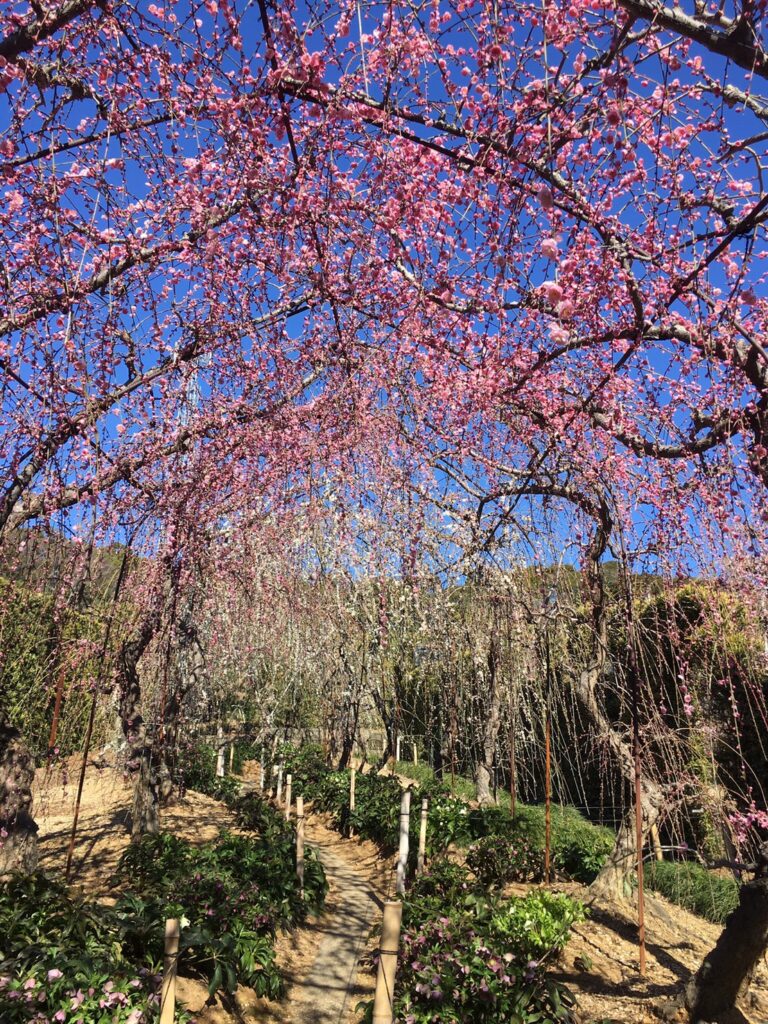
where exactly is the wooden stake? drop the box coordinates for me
[285,773,292,821]
[416,798,428,875]
[229,742,235,773]
[372,901,402,1024]
[296,796,305,894]
[650,823,664,862]
[633,685,647,976]
[395,735,402,763]
[216,724,225,778]
[396,790,411,895]
[276,763,284,803]
[544,709,551,885]
[259,760,265,792]
[160,918,180,1024]
[349,768,356,837]
[412,741,418,767]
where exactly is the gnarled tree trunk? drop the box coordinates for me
[116,609,162,838]
[685,846,768,1021]
[0,719,39,876]
[575,660,666,900]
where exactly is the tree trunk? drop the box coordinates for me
[475,761,493,804]
[686,874,768,1021]
[372,686,397,770]
[338,646,363,770]
[576,661,666,900]
[0,719,39,876]
[116,609,162,839]
[474,633,501,806]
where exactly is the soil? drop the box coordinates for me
[29,758,768,1024]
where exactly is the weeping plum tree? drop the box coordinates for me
[2,0,768,1015]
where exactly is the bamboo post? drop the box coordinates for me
[285,773,292,821]
[349,768,356,837]
[259,760,265,792]
[159,918,180,1024]
[395,735,401,763]
[372,901,402,1024]
[396,790,411,895]
[412,741,418,767]
[650,823,664,861]
[296,796,305,894]
[216,724,226,778]
[416,797,428,875]
[276,763,284,803]
[229,742,235,773]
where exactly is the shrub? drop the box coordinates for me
[349,773,403,848]
[416,782,472,856]
[386,915,576,1024]
[0,871,188,1024]
[466,833,541,885]
[645,861,739,924]
[486,891,587,964]
[362,880,582,1023]
[492,805,614,883]
[113,824,327,999]
[175,739,242,803]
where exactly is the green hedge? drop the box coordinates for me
[266,746,615,883]
[644,861,739,924]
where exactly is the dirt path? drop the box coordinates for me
[287,827,381,1023]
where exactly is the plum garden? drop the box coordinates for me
[1,0,768,1021]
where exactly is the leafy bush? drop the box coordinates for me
[175,740,241,803]
[402,860,481,926]
[486,891,587,964]
[466,804,512,841]
[279,744,329,793]
[113,824,327,999]
[361,863,583,1024]
[265,747,614,886]
[0,871,188,1024]
[492,805,614,883]
[349,772,404,848]
[466,833,541,885]
[387,915,576,1024]
[417,781,472,854]
[645,861,739,924]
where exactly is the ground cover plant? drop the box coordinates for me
[644,861,740,925]
[112,816,327,1001]
[0,871,189,1024]
[272,746,614,883]
[360,860,584,1023]
[176,739,242,804]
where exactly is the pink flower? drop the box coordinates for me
[541,280,563,304]
[537,184,554,209]
[70,990,85,1009]
[47,970,63,981]
[23,977,37,990]
[540,237,559,259]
